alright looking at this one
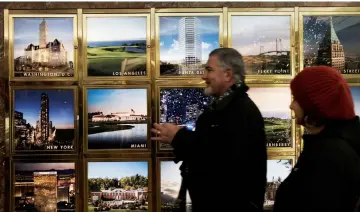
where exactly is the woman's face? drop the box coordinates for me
[290,100,304,125]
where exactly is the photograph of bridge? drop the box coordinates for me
[303,16,360,74]
[231,15,291,75]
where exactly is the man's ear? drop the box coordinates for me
[224,69,233,82]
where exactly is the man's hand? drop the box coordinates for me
[150,123,181,144]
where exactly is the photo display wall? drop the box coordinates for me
[5,6,359,212]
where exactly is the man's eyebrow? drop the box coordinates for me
[205,66,212,70]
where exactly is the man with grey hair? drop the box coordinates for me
[151,48,267,212]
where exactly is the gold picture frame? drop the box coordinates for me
[10,156,79,212]
[83,84,152,153]
[82,11,151,81]
[7,10,79,81]
[9,85,79,154]
[155,9,224,79]
[299,7,360,80]
[228,8,296,84]
[84,157,153,212]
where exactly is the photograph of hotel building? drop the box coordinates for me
[159,16,219,76]
[14,162,75,212]
[13,18,74,77]
[87,162,149,211]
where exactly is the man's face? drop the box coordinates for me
[202,55,232,97]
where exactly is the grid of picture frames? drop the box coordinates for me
[3,6,360,212]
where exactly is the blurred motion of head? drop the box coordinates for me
[202,48,245,97]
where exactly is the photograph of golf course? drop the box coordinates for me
[86,17,147,77]
[247,87,292,147]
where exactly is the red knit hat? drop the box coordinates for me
[290,66,355,121]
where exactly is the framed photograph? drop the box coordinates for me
[229,12,294,76]
[12,161,77,212]
[247,86,294,149]
[86,160,151,212]
[265,157,294,209]
[157,86,213,151]
[157,158,192,212]
[83,14,150,79]
[9,14,78,81]
[300,13,360,76]
[84,86,150,152]
[156,13,223,77]
[10,87,77,153]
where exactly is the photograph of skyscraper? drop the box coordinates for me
[13,89,75,151]
[247,87,292,147]
[160,161,192,212]
[231,16,291,75]
[87,88,148,150]
[264,160,292,209]
[86,17,147,76]
[303,16,360,74]
[13,18,74,77]
[14,162,75,212]
[159,16,219,76]
[159,88,213,149]
[88,162,149,211]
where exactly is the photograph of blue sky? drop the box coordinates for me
[350,87,360,115]
[87,17,147,43]
[14,89,74,129]
[247,87,291,119]
[14,18,74,62]
[87,88,147,115]
[231,16,291,56]
[267,160,292,182]
[159,16,219,63]
[88,162,148,179]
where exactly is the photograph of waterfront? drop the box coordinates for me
[14,162,75,212]
[303,16,360,74]
[86,17,147,77]
[86,88,148,150]
[159,87,212,150]
[13,17,75,78]
[247,87,292,147]
[264,160,292,209]
[159,16,219,76]
[231,16,291,75]
[160,161,191,212]
[88,162,149,211]
[13,89,75,151]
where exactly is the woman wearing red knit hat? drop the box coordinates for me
[273,66,360,212]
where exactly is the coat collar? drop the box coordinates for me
[208,81,248,111]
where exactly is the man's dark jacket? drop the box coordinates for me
[273,117,360,212]
[171,84,268,212]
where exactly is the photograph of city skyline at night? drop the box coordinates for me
[87,162,149,211]
[86,17,147,77]
[160,161,191,212]
[303,16,360,74]
[247,87,292,147]
[14,162,75,212]
[159,87,212,149]
[159,16,219,76]
[13,89,75,151]
[13,17,75,78]
[87,88,148,150]
[265,160,292,208]
[231,16,291,75]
